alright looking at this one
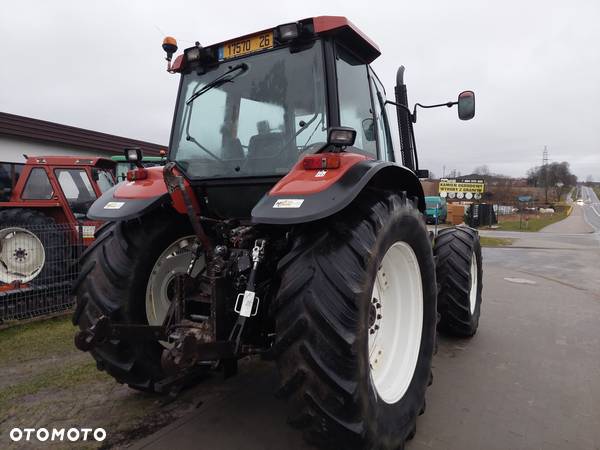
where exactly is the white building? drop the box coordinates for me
[0,112,164,162]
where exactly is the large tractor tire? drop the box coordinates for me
[272,190,437,450]
[72,211,199,392]
[434,226,482,337]
[0,208,67,285]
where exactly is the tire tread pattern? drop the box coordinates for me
[273,190,435,449]
[434,226,482,337]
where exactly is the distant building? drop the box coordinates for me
[0,112,165,162]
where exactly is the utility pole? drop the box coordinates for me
[543,146,549,204]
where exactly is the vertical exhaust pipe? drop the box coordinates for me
[395,66,415,171]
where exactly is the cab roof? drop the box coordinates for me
[174,15,381,71]
[25,156,116,169]
[312,16,380,62]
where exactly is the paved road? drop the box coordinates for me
[541,200,594,234]
[580,185,600,231]
[132,215,600,450]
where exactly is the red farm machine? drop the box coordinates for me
[73,17,482,449]
[0,156,115,302]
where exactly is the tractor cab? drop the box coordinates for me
[161,17,474,220]
[167,18,395,218]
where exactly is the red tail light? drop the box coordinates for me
[302,154,341,170]
[126,168,148,181]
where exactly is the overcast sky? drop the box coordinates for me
[1,0,598,180]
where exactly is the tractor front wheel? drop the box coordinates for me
[434,226,483,337]
[272,191,437,449]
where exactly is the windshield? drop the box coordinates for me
[55,169,97,215]
[170,41,327,179]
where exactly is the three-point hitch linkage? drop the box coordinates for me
[74,163,273,390]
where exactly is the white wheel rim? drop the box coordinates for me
[368,241,423,404]
[469,253,478,314]
[145,236,203,330]
[0,227,45,283]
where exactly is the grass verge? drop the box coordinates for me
[480,236,514,247]
[0,315,76,363]
[496,210,569,232]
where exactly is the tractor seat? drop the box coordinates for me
[245,132,286,174]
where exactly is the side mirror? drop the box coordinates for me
[361,118,376,141]
[458,91,475,120]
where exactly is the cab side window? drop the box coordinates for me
[22,168,53,200]
[335,46,377,156]
[369,70,394,161]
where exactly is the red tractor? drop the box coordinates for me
[0,156,115,288]
[74,17,482,449]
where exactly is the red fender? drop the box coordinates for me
[252,152,424,224]
[87,166,197,220]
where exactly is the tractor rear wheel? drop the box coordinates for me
[272,190,437,449]
[72,211,199,392]
[434,226,483,337]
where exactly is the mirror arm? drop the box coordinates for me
[412,101,458,123]
[384,99,415,122]
[385,99,458,123]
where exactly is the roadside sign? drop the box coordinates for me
[439,178,485,198]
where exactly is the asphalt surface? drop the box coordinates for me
[579,185,600,231]
[132,206,600,450]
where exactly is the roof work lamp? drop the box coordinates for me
[276,22,301,42]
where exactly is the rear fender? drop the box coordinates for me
[251,152,424,225]
[87,166,173,221]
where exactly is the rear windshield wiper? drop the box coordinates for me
[186,63,248,105]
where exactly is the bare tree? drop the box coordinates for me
[473,165,490,176]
